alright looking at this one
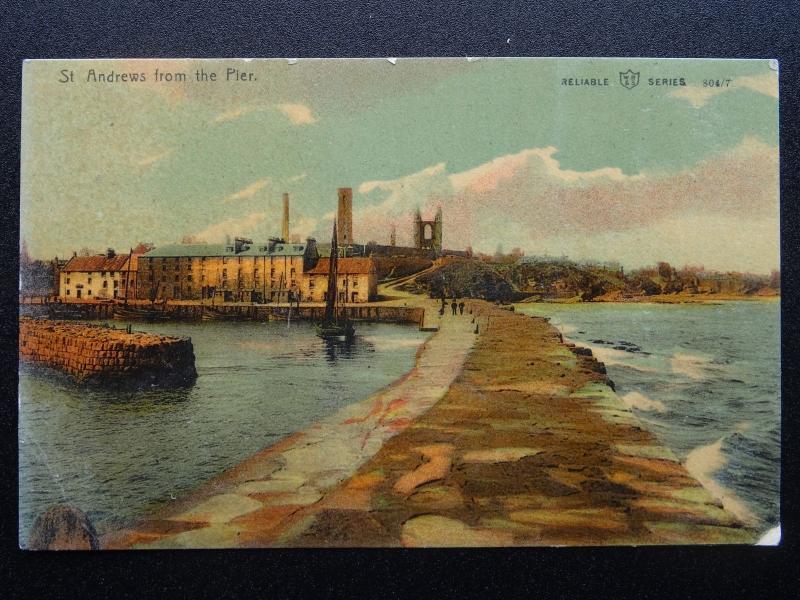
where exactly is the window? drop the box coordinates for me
[222,269,228,279]
[309,280,315,289]
[103,280,108,288]
[66,277,70,284]
[161,263,166,270]
[101,271,107,277]
[174,275,179,282]
[66,289,70,296]
[113,280,119,288]
[187,274,192,282]
[88,277,92,284]
[87,290,92,296]
[254,268,259,277]
[353,278,358,288]
[290,268,296,276]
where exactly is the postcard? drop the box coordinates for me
[18,57,779,548]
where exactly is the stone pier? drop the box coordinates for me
[105,300,754,548]
[19,318,197,386]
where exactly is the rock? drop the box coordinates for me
[461,447,543,464]
[401,515,514,547]
[28,505,99,550]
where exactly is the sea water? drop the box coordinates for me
[18,320,429,544]
[516,300,780,534]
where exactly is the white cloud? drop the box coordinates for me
[669,71,778,108]
[135,148,173,167]
[212,104,318,125]
[449,147,641,192]
[194,212,267,242]
[224,178,271,202]
[291,216,319,240]
[276,103,318,125]
[348,137,778,271]
[212,106,260,123]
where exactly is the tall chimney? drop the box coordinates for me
[337,187,353,248]
[282,192,290,241]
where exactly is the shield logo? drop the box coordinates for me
[619,69,640,89]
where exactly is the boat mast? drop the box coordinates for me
[124,247,133,305]
[324,221,338,325]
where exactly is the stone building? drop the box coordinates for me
[59,250,135,300]
[413,206,443,254]
[303,257,377,303]
[136,237,320,303]
[337,187,354,249]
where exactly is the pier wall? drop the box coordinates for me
[19,318,197,385]
[21,300,426,326]
[105,300,755,548]
[161,303,425,324]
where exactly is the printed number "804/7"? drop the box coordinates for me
[703,79,732,88]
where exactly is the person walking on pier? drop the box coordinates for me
[451,299,458,316]
[458,301,465,315]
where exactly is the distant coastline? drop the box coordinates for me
[528,293,781,305]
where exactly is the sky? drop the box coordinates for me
[20,58,779,272]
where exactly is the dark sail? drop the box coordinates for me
[324,221,338,324]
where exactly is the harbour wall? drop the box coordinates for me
[19,318,197,386]
[21,300,426,326]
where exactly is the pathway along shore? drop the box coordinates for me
[105,300,754,548]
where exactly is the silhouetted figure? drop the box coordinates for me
[451,300,457,315]
[458,302,465,315]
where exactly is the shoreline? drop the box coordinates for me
[520,294,779,305]
[103,298,756,548]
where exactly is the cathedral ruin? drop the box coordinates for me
[413,207,443,254]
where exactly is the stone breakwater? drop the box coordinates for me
[19,318,197,386]
[105,300,754,548]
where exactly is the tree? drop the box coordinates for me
[769,269,781,290]
[657,261,674,280]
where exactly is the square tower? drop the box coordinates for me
[337,187,353,247]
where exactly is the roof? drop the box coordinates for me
[308,257,376,275]
[63,254,130,273]
[142,241,309,258]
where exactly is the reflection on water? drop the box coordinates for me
[322,337,362,363]
[516,301,780,532]
[18,320,429,543]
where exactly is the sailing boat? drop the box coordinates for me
[316,221,355,341]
